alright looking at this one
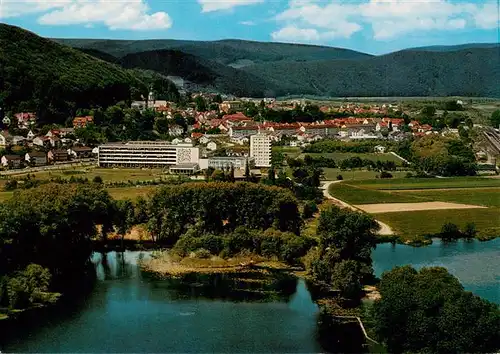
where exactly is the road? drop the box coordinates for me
[321,180,394,236]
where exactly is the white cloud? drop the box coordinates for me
[273,0,499,42]
[0,0,172,31]
[239,20,256,26]
[198,0,264,13]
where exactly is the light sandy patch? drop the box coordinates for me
[390,187,500,192]
[355,202,488,214]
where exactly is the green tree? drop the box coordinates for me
[330,260,363,300]
[194,96,207,112]
[491,110,500,128]
[373,266,500,353]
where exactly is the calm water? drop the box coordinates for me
[372,238,500,304]
[2,252,322,353]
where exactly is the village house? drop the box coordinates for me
[15,112,37,130]
[73,116,93,129]
[231,136,250,145]
[171,138,182,145]
[184,137,193,144]
[1,155,23,168]
[169,125,184,137]
[229,125,260,137]
[12,136,26,145]
[25,151,47,166]
[374,145,387,153]
[219,101,244,113]
[68,146,93,159]
[207,141,217,151]
[48,149,69,163]
[2,115,11,126]
[26,130,35,140]
[0,131,11,147]
[199,136,211,144]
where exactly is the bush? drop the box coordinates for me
[379,171,393,179]
[194,249,212,259]
[92,175,103,184]
[463,222,477,239]
[336,174,343,180]
[302,201,318,219]
[4,179,18,191]
[440,222,461,240]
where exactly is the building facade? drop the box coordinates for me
[208,156,255,170]
[250,134,272,167]
[97,141,199,168]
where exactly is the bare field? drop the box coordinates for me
[355,201,487,213]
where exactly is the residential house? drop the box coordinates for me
[48,149,69,163]
[59,128,75,137]
[2,115,11,126]
[68,146,93,159]
[171,138,182,145]
[1,155,23,168]
[229,125,260,137]
[219,101,243,113]
[33,136,50,147]
[73,116,93,129]
[0,131,10,147]
[12,136,26,145]
[15,112,37,130]
[26,130,35,140]
[374,145,387,153]
[169,125,184,137]
[207,141,217,151]
[231,136,250,145]
[25,151,47,166]
[184,137,193,144]
[199,136,211,144]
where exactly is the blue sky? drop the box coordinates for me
[1,0,499,54]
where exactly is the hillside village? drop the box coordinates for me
[0,92,496,176]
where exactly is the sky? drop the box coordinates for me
[1,0,499,54]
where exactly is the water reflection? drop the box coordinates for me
[373,238,500,304]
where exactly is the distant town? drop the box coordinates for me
[2,91,497,177]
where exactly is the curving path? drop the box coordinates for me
[321,180,394,236]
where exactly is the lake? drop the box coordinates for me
[372,238,500,304]
[2,238,498,352]
[1,251,324,353]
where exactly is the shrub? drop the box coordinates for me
[302,201,318,219]
[379,171,393,179]
[440,222,461,240]
[463,222,477,239]
[336,174,343,180]
[194,249,212,259]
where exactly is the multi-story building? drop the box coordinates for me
[97,141,199,168]
[250,134,271,167]
[208,156,255,170]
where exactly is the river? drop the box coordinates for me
[2,239,498,352]
[372,238,500,304]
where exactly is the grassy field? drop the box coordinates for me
[376,208,500,241]
[5,167,166,183]
[328,183,426,204]
[348,177,500,190]
[393,188,500,208]
[0,185,159,203]
[273,146,302,158]
[301,152,404,164]
[107,186,159,200]
[322,168,408,181]
[328,177,500,242]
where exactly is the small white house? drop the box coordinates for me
[184,137,192,144]
[171,138,182,145]
[374,145,386,153]
[26,130,35,140]
[169,125,184,137]
[207,141,217,151]
[199,136,210,145]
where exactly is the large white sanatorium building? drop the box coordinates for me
[98,141,199,168]
[250,134,271,167]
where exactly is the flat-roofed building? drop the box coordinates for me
[98,141,199,168]
[208,156,255,170]
[250,134,271,167]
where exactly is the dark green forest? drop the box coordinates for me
[0,24,178,124]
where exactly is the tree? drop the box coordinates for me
[194,96,207,112]
[373,266,500,353]
[267,165,276,184]
[491,110,500,128]
[154,118,169,135]
[245,158,251,182]
[92,175,103,184]
[463,222,477,238]
[421,105,436,117]
[330,260,363,300]
[114,199,136,248]
[440,222,461,240]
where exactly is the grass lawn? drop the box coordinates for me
[0,191,13,202]
[376,208,500,241]
[106,186,159,200]
[348,177,500,190]
[301,152,404,164]
[17,167,166,183]
[322,168,408,181]
[393,188,500,208]
[328,183,426,204]
[273,146,302,158]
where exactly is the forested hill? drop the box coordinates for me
[54,38,373,66]
[241,47,500,97]
[0,24,178,123]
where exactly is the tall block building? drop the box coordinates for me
[250,134,271,167]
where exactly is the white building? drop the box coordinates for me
[207,156,255,170]
[250,134,271,167]
[98,141,199,168]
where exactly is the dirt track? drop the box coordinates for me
[355,201,487,214]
